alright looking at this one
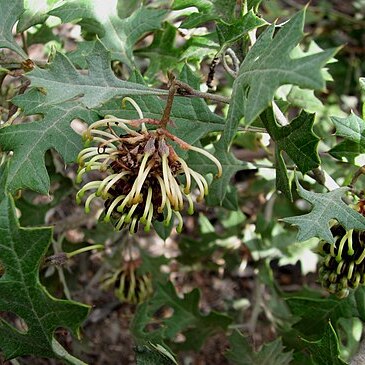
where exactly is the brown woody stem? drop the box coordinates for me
[175,79,230,104]
[160,73,177,129]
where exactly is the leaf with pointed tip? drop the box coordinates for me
[225,8,336,145]
[286,296,356,337]
[260,108,320,200]
[98,65,225,145]
[282,181,365,243]
[285,290,365,362]
[0,89,99,194]
[248,0,264,10]
[301,323,347,365]
[172,0,237,25]
[135,344,177,365]
[153,220,174,241]
[279,42,334,113]
[226,331,293,365]
[27,40,167,108]
[0,170,89,361]
[329,140,364,164]
[287,87,324,113]
[216,10,267,49]
[0,0,27,58]
[172,1,213,27]
[17,0,59,33]
[49,0,166,68]
[329,113,365,164]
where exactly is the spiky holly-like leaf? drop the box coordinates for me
[260,108,320,200]
[0,0,27,57]
[27,40,167,108]
[282,182,365,243]
[172,0,237,26]
[262,110,320,175]
[216,10,267,49]
[0,89,99,194]
[223,8,336,146]
[226,331,293,365]
[49,0,166,68]
[0,167,89,361]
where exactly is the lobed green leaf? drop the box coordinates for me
[224,8,336,147]
[0,166,89,361]
[0,0,27,57]
[27,40,167,108]
[226,331,293,365]
[49,0,166,68]
[283,181,365,243]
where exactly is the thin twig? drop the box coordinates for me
[308,167,340,191]
[175,79,230,104]
[0,59,46,69]
[52,235,72,300]
[160,73,177,128]
[264,192,276,222]
[21,32,29,55]
[349,165,365,188]
[248,272,264,334]
[238,126,267,133]
[7,79,30,120]
[221,53,236,79]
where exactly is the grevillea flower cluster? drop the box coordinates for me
[102,259,153,304]
[75,97,222,234]
[317,225,365,298]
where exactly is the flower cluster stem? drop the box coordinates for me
[160,73,177,129]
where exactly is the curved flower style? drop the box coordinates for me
[76,97,222,234]
[317,225,365,298]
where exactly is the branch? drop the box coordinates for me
[160,73,177,128]
[175,79,230,104]
[308,167,340,191]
